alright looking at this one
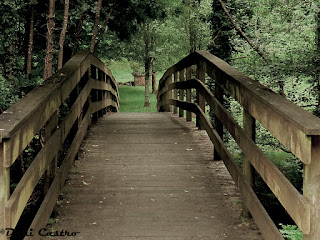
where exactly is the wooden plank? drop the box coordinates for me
[169,94,310,233]
[303,135,320,240]
[90,78,118,104]
[158,50,320,140]
[26,108,91,240]
[196,62,205,129]
[1,52,92,167]
[160,99,284,239]
[196,108,284,240]
[3,89,61,167]
[193,81,310,234]
[4,80,92,229]
[242,109,255,218]
[5,127,62,229]
[91,99,117,114]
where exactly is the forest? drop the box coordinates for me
[0,0,320,239]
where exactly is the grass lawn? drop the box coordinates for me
[118,85,157,112]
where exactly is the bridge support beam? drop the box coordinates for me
[303,135,320,240]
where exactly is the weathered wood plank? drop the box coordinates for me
[4,80,92,229]
[1,52,92,167]
[5,127,61,229]
[171,81,310,233]
[160,99,284,239]
[90,78,118,104]
[196,108,284,240]
[158,50,320,136]
[303,135,320,240]
[25,107,91,240]
[242,109,255,218]
[91,99,117,114]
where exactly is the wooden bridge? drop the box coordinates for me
[1,51,320,240]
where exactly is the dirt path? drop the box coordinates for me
[49,113,263,239]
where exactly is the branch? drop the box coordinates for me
[94,2,116,51]
[216,0,270,63]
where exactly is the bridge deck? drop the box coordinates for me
[51,113,262,239]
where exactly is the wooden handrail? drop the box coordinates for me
[0,52,119,240]
[157,51,320,240]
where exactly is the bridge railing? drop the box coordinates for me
[0,52,119,239]
[157,50,320,240]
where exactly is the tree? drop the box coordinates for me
[43,0,55,80]
[58,0,70,69]
[89,0,102,53]
[26,5,35,80]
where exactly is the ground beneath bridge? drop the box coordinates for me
[50,112,262,239]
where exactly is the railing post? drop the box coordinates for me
[242,110,255,218]
[43,112,58,195]
[186,67,192,121]
[214,81,223,161]
[173,72,178,114]
[303,135,320,240]
[91,65,98,122]
[179,69,185,118]
[0,143,10,240]
[163,75,172,112]
[196,62,206,129]
[106,76,111,113]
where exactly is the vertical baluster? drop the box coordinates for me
[186,67,192,121]
[173,72,178,114]
[196,62,205,129]
[98,69,104,118]
[179,69,185,118]
[214,77,223,161]
[91,65,98,122]
[163,75,172,112]
[303,135,320,240]
[0,143,10,240]
[242,110,255,218]
[43,112,59,195]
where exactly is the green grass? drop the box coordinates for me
[109,59,133,83]
[118,85,157,112]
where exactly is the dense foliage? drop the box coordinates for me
[1,0,320,238]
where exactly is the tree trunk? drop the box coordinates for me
[43,0,55,81]
[152,72,157,94]
[58,0,70,70]
[94,4,115,52]
[90,0,102,53]
[144,23,151,107]
[144,58,151,107]
[26,5,35,80]
[72,12,86,56]
[188,0,196,53]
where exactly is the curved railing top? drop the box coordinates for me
[158,50,320,135]
[0,51,118,141]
